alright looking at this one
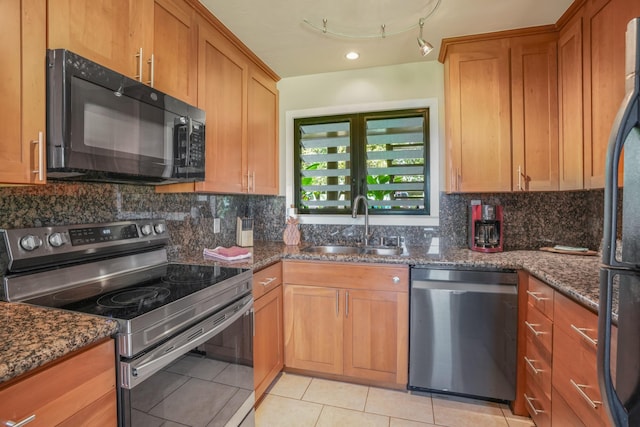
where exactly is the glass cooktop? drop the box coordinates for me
[28,263,249,320]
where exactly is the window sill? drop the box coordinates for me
[296,214,439,227]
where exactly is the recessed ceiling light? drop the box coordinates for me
[345,51,360,60]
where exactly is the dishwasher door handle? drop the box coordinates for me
[411,280,517,295]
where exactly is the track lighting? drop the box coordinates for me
[302,0,440,58]
[417,19,434,56]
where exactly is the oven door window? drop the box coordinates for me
[70,76,174,177]
[121,306,254,427]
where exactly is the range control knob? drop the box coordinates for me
[20,235,43,251]
[140,224,153,236]
[48,232,65,247]
[154,223,166,234]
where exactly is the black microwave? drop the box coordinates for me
[46,49,205,185]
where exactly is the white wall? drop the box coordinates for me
[277,60,445,225]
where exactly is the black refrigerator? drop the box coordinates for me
[598,17,640,427]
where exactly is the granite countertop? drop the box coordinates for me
[0,303,119,384]
[1,240,602,386]
[178,240,604,312]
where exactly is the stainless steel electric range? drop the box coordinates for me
[0,220,255,427]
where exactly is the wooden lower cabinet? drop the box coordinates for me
[552,291,610,427]
[0,339,116,426]
[253,262,284,402]
[522,273,613,426]
[283,260,408,388]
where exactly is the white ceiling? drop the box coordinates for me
[199,0,573,78]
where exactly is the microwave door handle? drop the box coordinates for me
[186,117,192,166]
[598,269,628,426]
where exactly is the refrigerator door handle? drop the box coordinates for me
[598,269,628,426]
[603,18,640,268]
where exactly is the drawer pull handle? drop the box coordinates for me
[259,277,277,287]
[526,290,549,302]
[570,324,598,347]
[525,321,545,336]
[524,356,542,375]
[524,393,545,416]
[4,414,36,427]
[570,379,602,409]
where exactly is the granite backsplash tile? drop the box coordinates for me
[0,182,612,259]
[439,189,613,251]
[0,183,286,263]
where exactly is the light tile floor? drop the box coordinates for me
[256,373,535,427]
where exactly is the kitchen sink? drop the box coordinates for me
[363,246,403,256]
[301,245,403,256]
[301,245,361,254]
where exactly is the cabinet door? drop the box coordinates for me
[446,40,512,192]
[583,0,640,188]
[149,0,198,105]
[511,34,559,191]
[558,11,585,190]
[247,67,279,195]
[48,0,137,78]
[283,285,343,375]
[194,20,247,193]
[254,285,283,402]
[0,0,46,185]
[343,289,408,385]
[0,340,116,426]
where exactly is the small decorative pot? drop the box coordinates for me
[283,217,300,246]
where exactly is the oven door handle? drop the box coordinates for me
[121,296,253,389]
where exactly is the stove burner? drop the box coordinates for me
[97,286,171,308]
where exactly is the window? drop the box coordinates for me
[294,108,430,215]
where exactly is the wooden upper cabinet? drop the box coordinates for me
[194,21,247,194]
[558,11,585,190]
[0,0,46,185]
[144,0,198,105]
[583,0,640,188]
[247,67,279,195]
[445,39,512,192]
[511,33,559,192]
[158,14,280,195]
[48,0,137,78]
[49,0,197,105]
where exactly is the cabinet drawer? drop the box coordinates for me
[552,386,587,427]
[253,262,282,299]
[0,339,116,426]
[525,334,552,400]
[283,260,408,292]
[553,325,609,427]
[527,275,554,319]
[524,302,553,355]
[524,379,551,427]
[554,291,598,350]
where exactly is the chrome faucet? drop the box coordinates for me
[352,195,370,246]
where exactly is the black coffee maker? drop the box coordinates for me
[468,203,504,253]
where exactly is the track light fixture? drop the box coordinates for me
[302,0,440,57]
[417,19,434,56]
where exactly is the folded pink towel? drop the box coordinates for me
[203,246,251,261]
[217,246,250,257]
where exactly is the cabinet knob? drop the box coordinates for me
[392,276,400,284]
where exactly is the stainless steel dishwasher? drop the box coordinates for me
[408,267,518,402]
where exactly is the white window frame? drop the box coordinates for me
[286,98,440,227]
